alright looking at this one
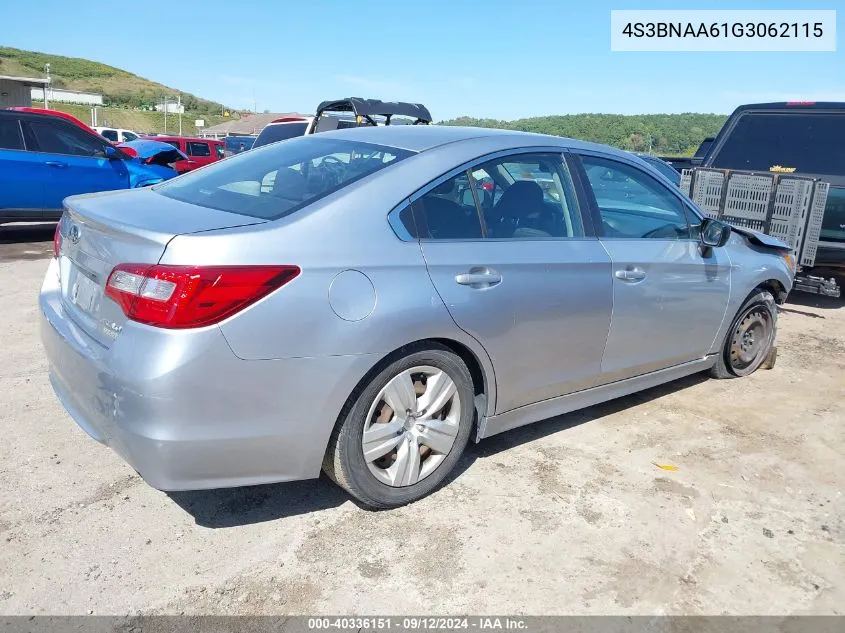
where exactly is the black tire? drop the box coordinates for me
[323,344,475,509]
[710,289,777,379]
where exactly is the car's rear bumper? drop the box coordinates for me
[39,259,377,491]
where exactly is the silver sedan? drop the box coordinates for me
[40,126,794,508]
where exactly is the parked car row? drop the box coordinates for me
[0,109,182,224]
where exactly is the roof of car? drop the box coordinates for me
[313,124,629,156]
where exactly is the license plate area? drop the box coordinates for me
[66,261,103,318]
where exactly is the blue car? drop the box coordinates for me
[0,110,180,225]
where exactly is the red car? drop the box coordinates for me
[144,136,224,173]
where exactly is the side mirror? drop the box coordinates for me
[700,218,731,248]
[104,145,121,160]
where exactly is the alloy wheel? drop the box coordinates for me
[361,365,461,487]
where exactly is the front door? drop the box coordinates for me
[23,119,129,213]
[410,150,613,413]
[576,152,731,383]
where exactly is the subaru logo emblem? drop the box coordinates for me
[68,224,81,244]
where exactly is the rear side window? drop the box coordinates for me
[100,129,118,142]
[404,152,583,240]
[215,144,224,159]
[0,118,24,150]
[188,141,211,157]
[154,136,413,219]
[162,140,181,150]
[122,131,139,142]
[253,122,309,148]
[710,112,845,175]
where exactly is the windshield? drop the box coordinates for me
[253,122,308,148]
[154,136,412,220]
[710,111,845,175]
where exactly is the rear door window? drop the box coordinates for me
[215,144,224,159]
[710,112,845,175]
[122,131,139,142]
[155,136,412,219]
[0,118,24,150]
[187,142,211,157]
[100,129,118,142]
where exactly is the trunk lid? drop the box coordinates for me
[58,188,267,347]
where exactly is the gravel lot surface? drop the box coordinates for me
[0,228,842,615]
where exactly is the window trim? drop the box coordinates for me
[396,146,595,242]
[571,149,704,241]
[22,119,110,159]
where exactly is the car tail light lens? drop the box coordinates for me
[53,222,62,258]
[105,264,300,329]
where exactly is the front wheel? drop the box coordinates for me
[323,345,475,509]
[710,290,777,379]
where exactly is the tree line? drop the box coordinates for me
[439,113,727,156]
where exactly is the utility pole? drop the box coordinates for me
[178,94,182,136]
[253,88,257,114]
[43,63,51,109]
[163,95,167,133]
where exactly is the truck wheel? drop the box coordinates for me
[710,290,777,379]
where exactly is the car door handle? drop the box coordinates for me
[615,268,647,282]
[455,269,502,288]
[45,161,67,168]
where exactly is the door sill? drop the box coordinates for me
[477,356,716,440]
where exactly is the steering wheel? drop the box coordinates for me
[316,155,346,187]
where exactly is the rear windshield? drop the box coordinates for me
[710,112,845,175]
[154,136,412,220]
[253,122,308,148]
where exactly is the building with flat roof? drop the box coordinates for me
[0,75,50,108]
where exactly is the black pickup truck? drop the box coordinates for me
[701,102,845,282]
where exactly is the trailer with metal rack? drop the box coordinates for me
[681,167,839,297]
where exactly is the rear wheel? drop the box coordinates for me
[711,290,777,379]
[323,345,475,509]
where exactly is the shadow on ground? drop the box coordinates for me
[0,225,56,262]
[169,372,709,527]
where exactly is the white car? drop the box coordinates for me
[93,127,141,143]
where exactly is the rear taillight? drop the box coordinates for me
[105,264,300,329]
[53,222,62,258]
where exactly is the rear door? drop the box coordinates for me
[186,140,214,169]
[407,149,613,414]
[0,115,46,220]
[23,119,129,213]
[575,152,731,383]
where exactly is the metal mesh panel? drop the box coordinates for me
[801,182,830,267]
[721,216,766,232]
[770,177,813,256]
[723,173,773,222]
[691,170,725,218]
[679,169,693,197]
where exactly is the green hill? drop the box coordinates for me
[0,46,226,115]
[440,113,727,157]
